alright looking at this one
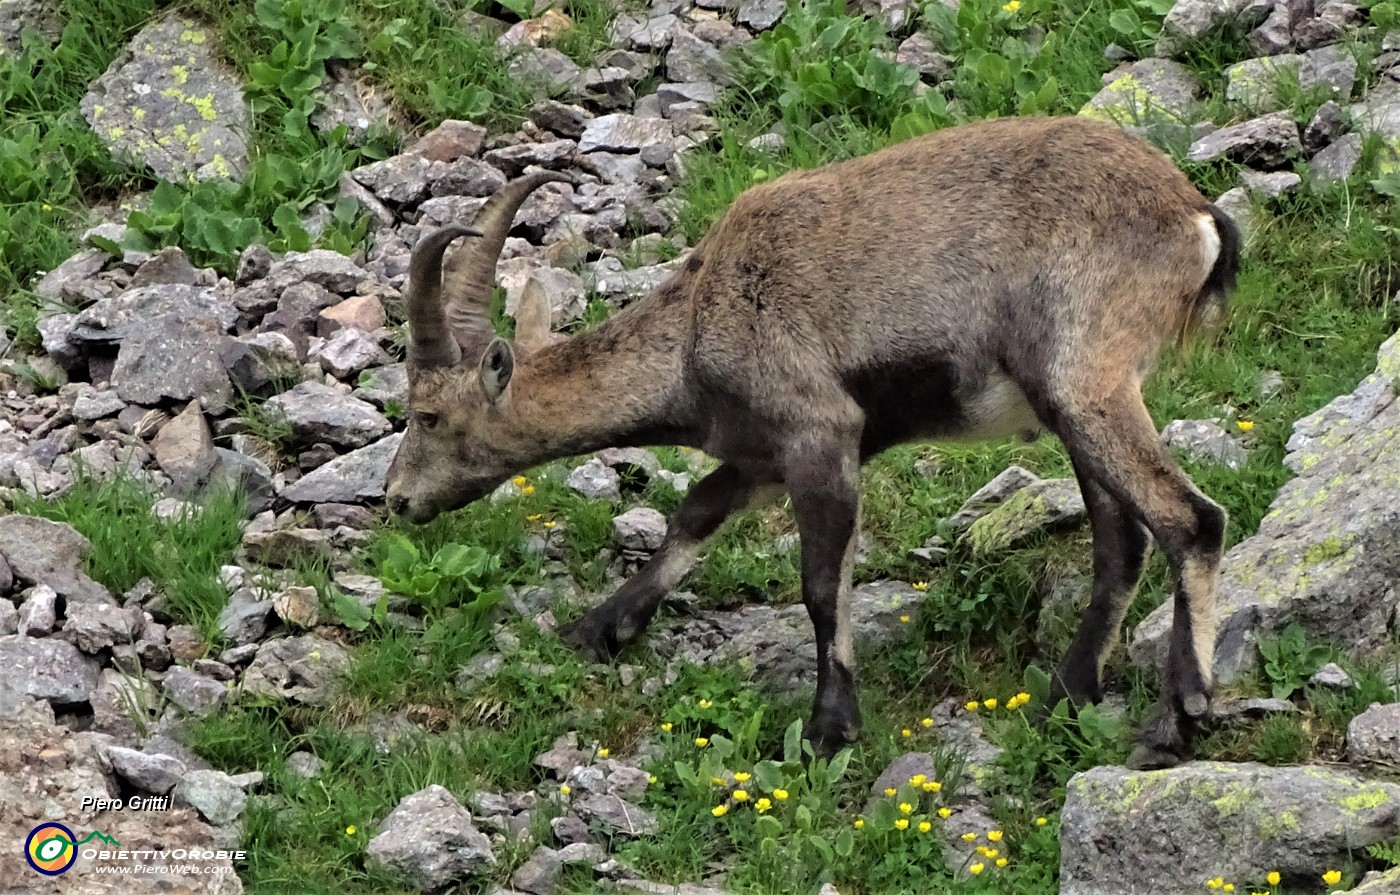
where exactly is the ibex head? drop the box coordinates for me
[385,171,572,523]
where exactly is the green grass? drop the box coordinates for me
[7,475,246,642]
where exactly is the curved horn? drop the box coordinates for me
[442,170,577,356]
[404,224,478,368]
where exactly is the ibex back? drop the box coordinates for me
[385,114,1241,770]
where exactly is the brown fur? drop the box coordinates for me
[386,115,1240,767]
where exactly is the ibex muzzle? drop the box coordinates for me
[385,116,1241,770]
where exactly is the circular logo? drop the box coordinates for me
[25,823,77,876]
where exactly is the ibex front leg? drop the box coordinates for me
[560,463,772,661]
[786,437,863,757]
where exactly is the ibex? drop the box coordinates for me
[384,115,1240,771]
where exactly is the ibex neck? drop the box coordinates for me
[513,292,694,458]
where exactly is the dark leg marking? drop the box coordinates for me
[1050,458,1152,709]
[559,463,764,662]
[785,438,863,758]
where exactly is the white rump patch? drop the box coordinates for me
[1196,213,1221,282]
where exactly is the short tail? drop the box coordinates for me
[1179,203,1241,346]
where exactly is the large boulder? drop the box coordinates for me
[80,15,251,180]
[1132,331,1400,684]
[1061,763,1400,895]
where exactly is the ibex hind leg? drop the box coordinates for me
[558,464,772,662]
[1046,458,1152,713]
[1045,381,1225,770]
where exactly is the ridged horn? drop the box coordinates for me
[404,224,478,368]
[442,170,577,356]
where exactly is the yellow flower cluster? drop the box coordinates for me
[964,691,1032,712]
[1208,869,1316,893]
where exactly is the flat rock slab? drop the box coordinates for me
[1132,331,1400,684]
[1061,763,1400,895]
[280,432,402,504]
[80,14,250,180]
[366,784,496,891]
[240,634,350,705]
[0,515,111,604]
[0,637,100,705]
[653,580,921,690]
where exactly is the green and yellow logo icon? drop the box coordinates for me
[24,823,119,876]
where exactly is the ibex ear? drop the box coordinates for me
[514,277,554,354]
[478,339,514,403]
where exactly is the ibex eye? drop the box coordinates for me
[415,411,440,429]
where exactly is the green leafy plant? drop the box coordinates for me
[1258,623,1332,699]
[924,0,1060,118]
[741,0,931,133]
[376,532,505,616]
[247,0,358,143]
[1106,0,1176,54]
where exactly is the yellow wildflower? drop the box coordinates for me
[1237,420,1255,432]
[695,738,709,748]
[660,723,673,732]
[1035,816,1048,826]
[1323,871,1342,886]
[521,485,535,495]
[983,698,998,710]
[560,785,572,796]
[596,748,609,759]
[711,777,727,787]
[648,775,657,784]
[345,825,356,835]
[901,728,912,737]
[1001,0,1020,11]
[976,846,995,858]
[921,717,934,728]
[698,699,712,709]
[923,781,942,793]
[1208,879,1224,890]
[899,615,911,623]
[884,788,898,797]
[895,819,909,830]
[773,789,789,801]
[733,790,750,802]
[734,772,751,783]
[909,774,927,786]
[996,858,1008,868]
[965,701,980,712]
[1014,691,1032,707]
[1224,886,1235,893]
[527,514,542,522]
[42,203,53,212]
[899,803,913,815]
[938,807,953,819]
[970,863,985,875]
[962,832,978,842]
[853,818,864,828]
[756,798,772,813]
[512,475,527,487]
[712,804,728,817]
[912,581,928,591]
[987,830,1003,842]
[918,821,932,832]
[543,520,557,528]
[1266,872,1280,886]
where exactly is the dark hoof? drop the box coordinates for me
[1127,742,1185,771]
[557,612,621,663]
[1129,698,1199,770]
[802,716,860,759]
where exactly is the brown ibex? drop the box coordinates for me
[384,115,1240,770]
